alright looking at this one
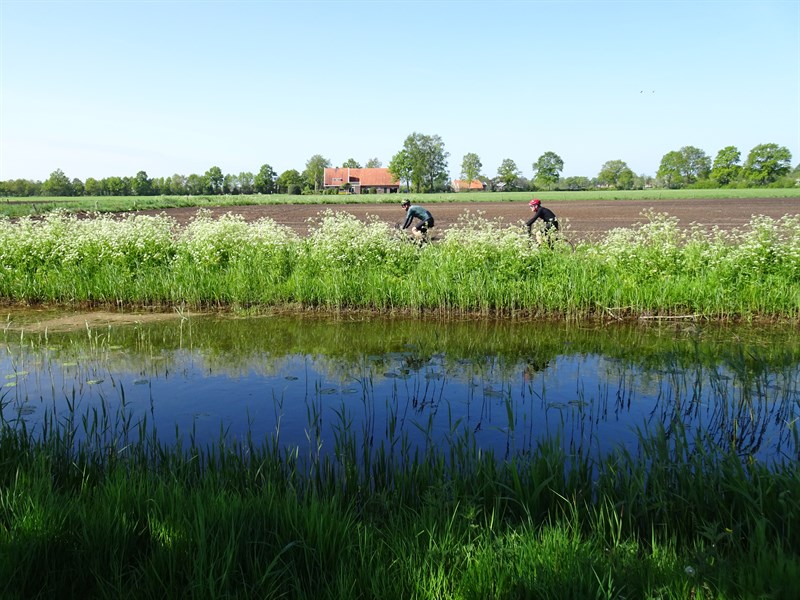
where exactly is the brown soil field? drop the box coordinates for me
[131,197,799,242]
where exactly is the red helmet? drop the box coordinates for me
[529,198,541,207]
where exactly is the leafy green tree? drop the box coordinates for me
[71,178,84,196]
[743,143,792,185]
[170,174,187,195]
[204,166,224,194]
[561,176,591,191]
[186,173,204,195]
[223,173,238,194]
[657,151,684,188]
[0,178,41,196]
[532,151,563,190]
[388,149,413,192]
[238,171,254,195]
[131,170,152,196]
[597,160,635,189]
[342,158,361,168]
[710,146,742,186]
[365,157,382,168]
[303,154,330,193]
[400,132,449,192]
[657,146,711,187]
[84,177,103,196]
[496,158,521,191]
[254,164,277,194]
[277,169,303,194]
[680,146,711,184]
[460,153,482,191]
[42,169,73,196]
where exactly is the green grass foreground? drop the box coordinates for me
[1,208,799,319]
[1,406,798,599]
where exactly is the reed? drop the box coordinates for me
[0,375,798,599]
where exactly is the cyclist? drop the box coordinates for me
[401,199,434,242]
[525,198,559,244]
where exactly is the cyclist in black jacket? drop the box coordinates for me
[525,198,559,243]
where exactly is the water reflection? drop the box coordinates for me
[1,311,798,464]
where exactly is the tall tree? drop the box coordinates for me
[254,164,277,194]
[460,153,482,191]
[171,174,188,195]
[342,158,361,168]
[277,169,303,194]
[388,149,413,192]
[743,143,792,185]
[400,132,449,192]
[710,146,741,186]
[532,151,563,190]
[71,178,84,196]
[496,158,521,191]
[365,157,382,168]
[204,166,224,194]
[657,146,711,187]
[657,150,684,188]
[42,169,73,196]
[238,171,255,195]
[131,170,152,196]
[304,154,330,193]
[679,146,711,184]
[597,160,634,189]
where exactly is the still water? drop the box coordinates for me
[2,310,799,464]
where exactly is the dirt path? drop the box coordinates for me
[130,197,799,241]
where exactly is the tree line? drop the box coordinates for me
[1,133,796,197]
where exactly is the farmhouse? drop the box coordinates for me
[452,179,487,192]
[323,167,400,194]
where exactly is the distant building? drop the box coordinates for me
[452,179,487,192]
[323,167,400,194]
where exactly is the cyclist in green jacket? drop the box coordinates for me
[401,199,434,242]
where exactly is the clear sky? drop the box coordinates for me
[1,0,798,183]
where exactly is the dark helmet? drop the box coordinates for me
[529,198,541,207]
[401,199,411,207]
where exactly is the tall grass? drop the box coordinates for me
[1,208,799,318]
[0,379,798,599]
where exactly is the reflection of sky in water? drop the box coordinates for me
[2,332,798,465]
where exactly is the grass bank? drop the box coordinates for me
[0,396,797,599]
[1,187,799,219]
[1,209,799,319]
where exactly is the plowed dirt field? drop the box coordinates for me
[132,197,799,242]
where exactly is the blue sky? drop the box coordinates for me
[1,0,798,182]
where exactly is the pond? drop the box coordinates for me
[2,309,799,466]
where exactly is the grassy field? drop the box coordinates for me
[2,187,799,218]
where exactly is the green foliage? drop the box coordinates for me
[532,151,564,190]
[460,152,482,186]
[496,158,521,191]
[744,143,793,186]
[657,146,711,188]
[1,208,799,318]
[41,168,74,197]
[303,154,331,193]
[399,132,450,193]
[597,159,635,190]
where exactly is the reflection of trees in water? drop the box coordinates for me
[3,312,799,461]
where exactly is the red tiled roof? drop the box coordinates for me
[324,167,398,187]
[453,179,485,190]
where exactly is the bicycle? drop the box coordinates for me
[532,227,575,252]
